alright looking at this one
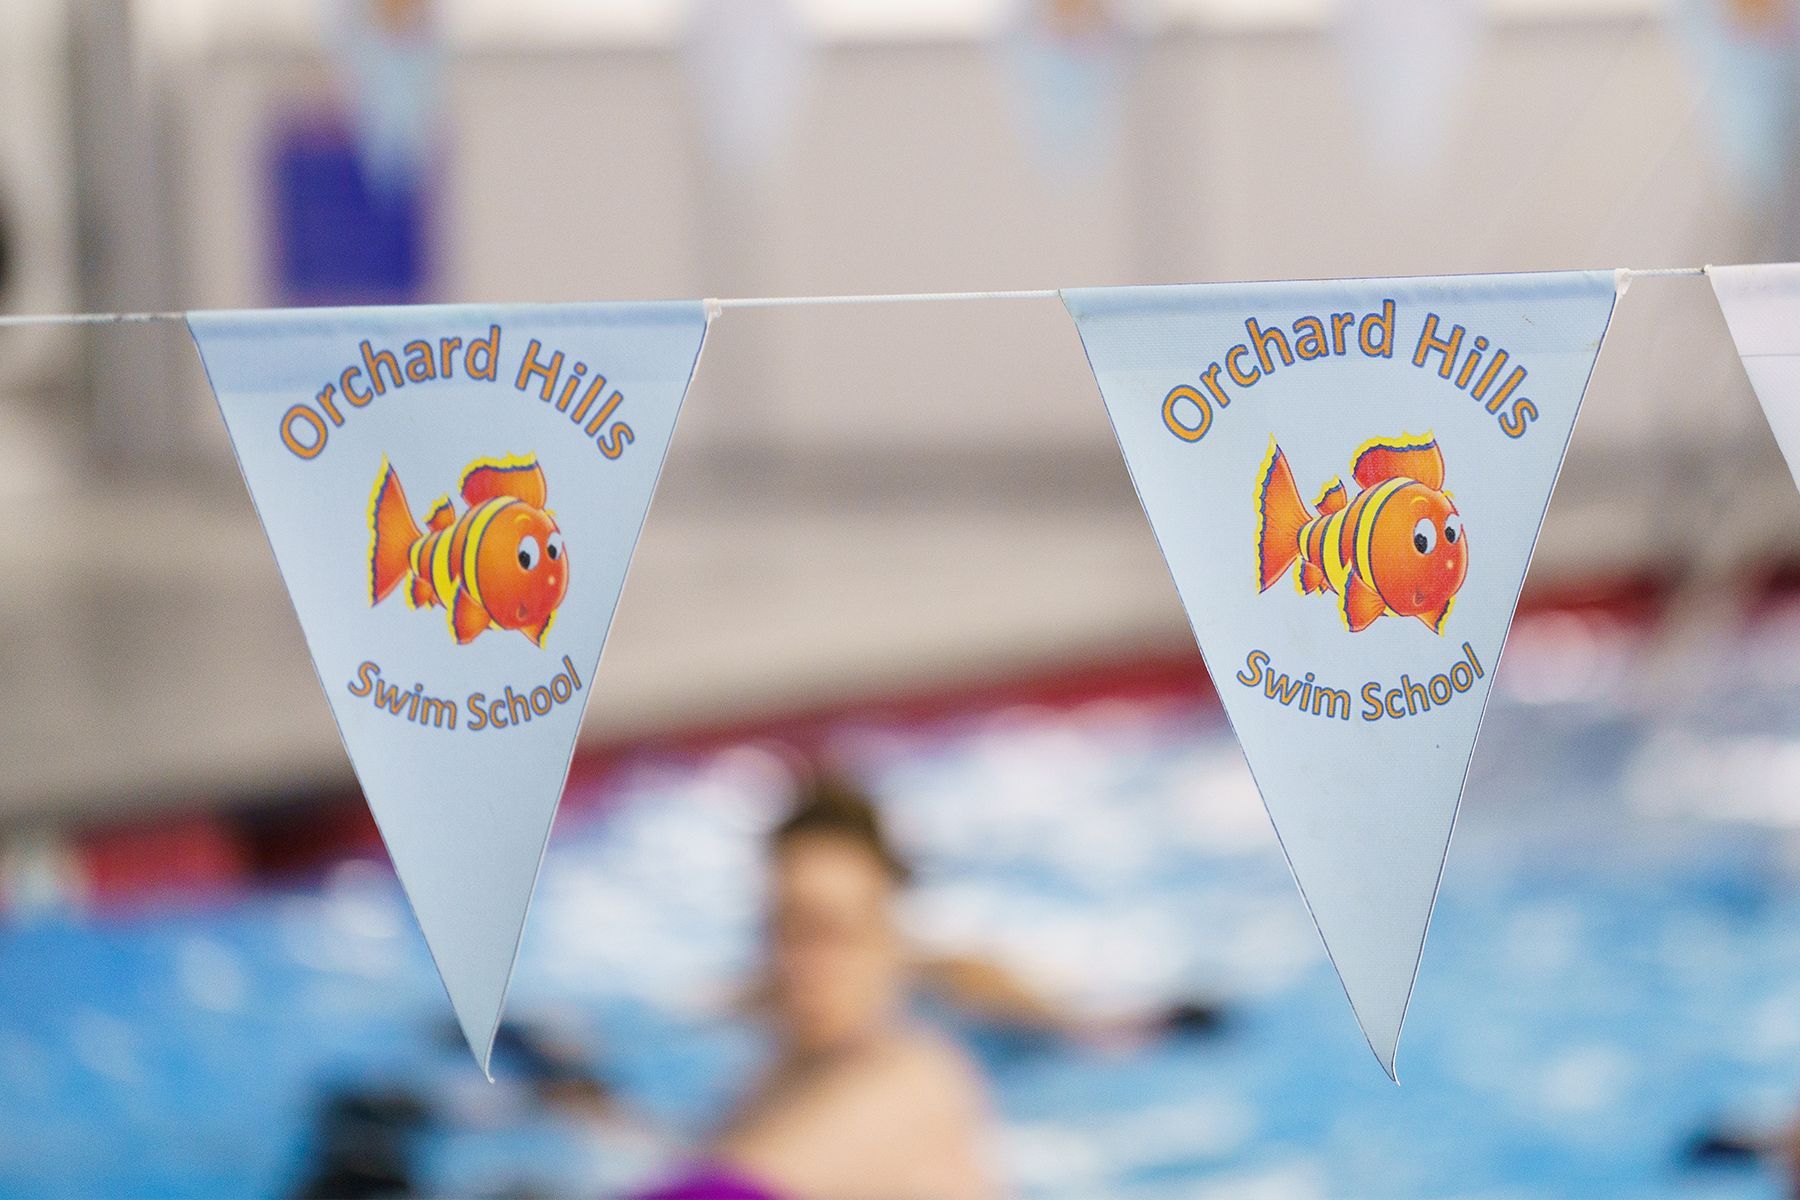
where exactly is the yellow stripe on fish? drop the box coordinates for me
[431,525,457,610]
[367,455,570,647]
[1253,434,1469,634]
[460,498,518,616]
[1352,478,1411,591]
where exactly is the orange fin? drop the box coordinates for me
[1299,561,1327,594]
[368,458,423,606]
[461,456,547,509]
[1255,439,1311,592]
[1312,477,1347,516]
[1418,594,1455,635]
[1341,570,1387,632]
[451,586,490,644]
[1352,434,1444,491]
[410,574,436,609]
[522,611,554,648]
[425,496,456,532]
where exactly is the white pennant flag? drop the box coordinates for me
[1063,274,1620,1075]
[1711,262,1800,478]
[190,303,711,1069]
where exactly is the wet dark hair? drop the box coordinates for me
[770,772,913,886]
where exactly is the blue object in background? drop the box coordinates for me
[269,115,431,304]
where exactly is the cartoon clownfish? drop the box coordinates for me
[368,455,569,646]
[1254,434,1467,634]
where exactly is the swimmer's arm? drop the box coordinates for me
[916,954,1225,1047]
[915,954,1082,1035]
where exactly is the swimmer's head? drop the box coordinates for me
[766,773,911,1053]
[770,773,913,886]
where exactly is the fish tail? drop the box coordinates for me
[369,457,423,606]
[1255,439,1310,593]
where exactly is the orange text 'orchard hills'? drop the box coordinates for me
[1161,303,1547,444]
[276,328,639,463]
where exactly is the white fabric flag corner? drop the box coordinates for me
[1710,263,1800,487]
[189,302,711,1071]
[1062,273,1620,1076]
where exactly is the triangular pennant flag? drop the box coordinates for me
[684,0,811,178]
[1336,0,1481,176]
[327,0,445,194]
[1002,0,1134,175]
[1667,0,1800,198]
[1062,273,1620,1075]
[189,302,711,1070]
[1711,262,1800,476]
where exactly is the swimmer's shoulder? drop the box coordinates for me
[868,1029,1002,1198]
[719,1030,1001,1200]
[871,1026,991,1112]
[741,1027,990,1135]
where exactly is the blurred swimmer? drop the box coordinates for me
[637,774,1002,1200]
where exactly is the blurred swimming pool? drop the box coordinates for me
[5,606,1800,1199]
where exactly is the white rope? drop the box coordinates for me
[710,288,1061,310]
[0,310,187,328]
[0,269,1718,328]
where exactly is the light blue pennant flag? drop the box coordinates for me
[189,302,712,1069]
[1062,273,1621,1075]
[684,0,811,179]
[1666,0,1800,198]
[328,0,445,194]
[1336,0,1480,177]
[1003,0,1134,175]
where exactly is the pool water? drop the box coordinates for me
[4,609,1800,1198]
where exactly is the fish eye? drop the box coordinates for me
[546,533,563,562]
[1444,515,1461,545]
[1412,518,1436,555]
[518,535,541,571]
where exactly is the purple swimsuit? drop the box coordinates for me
[632,1164,782,1200]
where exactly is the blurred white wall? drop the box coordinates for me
[2,3,1795,822]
